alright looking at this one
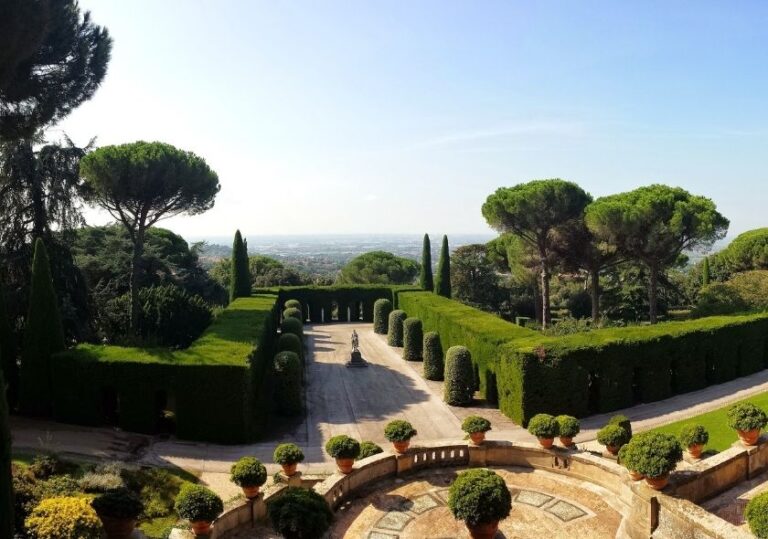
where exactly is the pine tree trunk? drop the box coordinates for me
[130,227,146,334]
[590,268,600,322]
[648,264,658,324]
[533,280,542,325]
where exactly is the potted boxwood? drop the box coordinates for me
[527,413,559,448]
[597,424,630,455]
[384,419,418,453]
[267,486,334,539]
[448,468,512,539]
[555,415,580,447]
[273,443,305,477]
[618,443,643,481]
[727,403,767,446]
[357,441,384,460]
[678,424,709,459]
[620,433,683,490]
[91,488,144,539]
[325,435,361,474]
[230,456,267,499]
[462,416,492,445]
[174,484,224,536]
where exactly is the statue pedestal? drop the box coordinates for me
[346,350,368,368]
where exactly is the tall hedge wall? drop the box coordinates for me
[51,294,279,444]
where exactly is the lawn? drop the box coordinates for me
[647,391,768,452]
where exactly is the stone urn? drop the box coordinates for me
[467,520,500,539]
[336,458,354,474]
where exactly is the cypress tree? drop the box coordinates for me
[0,283,17,407]
[20,239,65,416]
[702,256,711,287]
[420,234,434,291]
[0,355,11,538]
[230,230,251,300]
[434,235,452,298]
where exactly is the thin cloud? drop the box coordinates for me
[413,121,586,149]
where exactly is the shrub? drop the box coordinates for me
[693,283,748,317]
[283,307,304,324]
[29,454,63,480]
[230,457,268,487]
[91,488,144,519]
[25,497,102,539]
[619,432,683,478]
[745,491,768,538]
[527,414,559,439]
[357,441,383,460]
[387,310,407,346]
[280,317,303,339]
[373,299,393,334]
[461,416,491,434]
[422,331,444,381]
[274,351,302,415]
[447,468,511,527]
[678,424,709,447]
[174,484,223,522]
[727,403,768,431]
[78,471,124,493]
[597,424,630,448]
[284,299,302,311]
[384,419,417,442]
[555,415,580,438]
[267,486,333,539]
[444,346,474,406]
[402,318,424,361]
[37,475,80,498]
[608,415,633,439]
[325,435,360,459]
[278,332,303,361]
[273,443,305,465]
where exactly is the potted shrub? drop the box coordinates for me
[527,414,559,448]
[325,435,361,474]
[608,414,633,439]
[357,441,383,460]
[597,424,630,455]
[448,468,512,539]
[555,415,580,447]
[618,443,643,481]
[273,443,305,477]
[462,416,492,445]
[727,403,767,446]
[174,484,224,535]
[678,424,709,459]
[620,433,683,490]
[384,419,418,453]
[91,488,144,539]
[230,456,267,499]
[267,486,333,539]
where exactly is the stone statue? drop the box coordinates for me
[351,330,360,352]
[347,329,366,368]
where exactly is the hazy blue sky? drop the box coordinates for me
[56,1,768,239]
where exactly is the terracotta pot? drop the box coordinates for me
[738,429,761,446]
[470,431,486,445]
[559,436,573,447]
[97,514,136,539]
[606,445,620,456]
[190,520,213,536]
[281,462,298,477]
[628,470,644,481]
[241,485,260,499]
[393,440,411,454]
[336,457,354,474]
[687,444,704,459]
[645,474,669,491]
[538,437,554,449]
[466,520,500,539]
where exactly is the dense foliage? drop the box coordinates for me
[619,433,683,478]
[266,487,333,539]
[597,424,630,448]
[283,307,304,324]
[745,491,768,538]
[447,469,511,527]
[608,415,633,439]
[357,441,383,460]
[402,317,423,361]
[373,298,392,334]
[210,255,312,289]
[461,415,491,434]
[443,345,474,406]
[384,419,417,442]
[434,235,451,298]
[420,234,434,291]
[527,414,559,439]
[273,443,305,465]
[387,310,407,347]
[0,358,12,538]
[174,484,223,522]
[230,457,267,487]
[726,403,768,432]
[555,415,580,438]
[678,424,709,447]
[91,488,144,519]
[273,351,302,415]
[324,435,361,459]
[451,244,504,313]
[280,317,303,339]
[338,250,419,285]
[422,331,444,381]
[693,270,768,317]
[25,497,102,539]
[278,333,303,363]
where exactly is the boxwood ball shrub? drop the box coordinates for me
[402,318,423,361]
[373,299,393,334]
[230,456,268,487]
[678,424,709,448]
[555,415,580,439]
[745,491,768,538]
[461,415,491,434]
[357,441,383,460]
[387,310,407,346]
[384,419,417,442]
[273,351,302,415]
[174,484,224,522]
[278,332,303,361]
[443,345,474,406]
[447,468,512,528]
[267,486,333,539]
[325,435,361,459]
[273,443,305,465]
[91,487,144,519]
[620,433,683,478]
[597,424,631,449]
[284,299,302,311]
[280,316,303,339]
[25,496,103,539]
[422,331,444,381]
[727,403,768,431]
[608,415,633,439]
[527,414,559,439]
[283,307,304,324]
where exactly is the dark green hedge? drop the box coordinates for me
[423,331,444,380]
[402,318,423,361]
[373,299,393,334]
[387,310,407,347]
[273,351,302,416]
[444,345,474,405]
[50,295,279,444]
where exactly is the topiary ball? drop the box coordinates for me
[278,333,303,361]
[230,456,268,487]
[443,346,474,406]
[448,468,511,527]
[357,441,384,460]
[267,487,333,539]
[280,316,303,339]
[283,307,304,324]
[284,299,302,311]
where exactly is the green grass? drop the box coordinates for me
[647,391,768,452]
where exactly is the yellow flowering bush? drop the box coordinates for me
[25,497,102,539]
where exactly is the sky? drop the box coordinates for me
[54,0,768,239]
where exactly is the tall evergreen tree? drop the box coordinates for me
[0,351,12,539]
[0,282,17,408]
[702,256,711,287]
[420,233,433,291]
[230,230,251,300]
[434,235,452,298]
[19,238,65,416]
